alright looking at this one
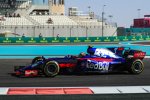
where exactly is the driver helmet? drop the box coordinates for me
[78,52,86,57]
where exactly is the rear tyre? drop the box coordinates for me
[128,59,144,74]
[43,61,60,77]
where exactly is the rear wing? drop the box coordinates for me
[127,51,146,60]
[107,47,146,59]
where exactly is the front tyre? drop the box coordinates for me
[128,59,144,74]
[43,61,60,77]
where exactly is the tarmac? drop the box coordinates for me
[0,58,149,87]
[0,41,149,87]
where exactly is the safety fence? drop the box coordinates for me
[0,35,150,44]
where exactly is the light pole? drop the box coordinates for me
[102,5,106,37]
[108,15,113,22]
[33,26,36,37]
[52,26,55,37]
[86,26,88,37]
[137,9,141,18]
[70,26,72,37]
[88,6,91,15]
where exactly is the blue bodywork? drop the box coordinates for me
[14,46,145,76]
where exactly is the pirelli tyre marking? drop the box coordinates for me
[87,60,109,71]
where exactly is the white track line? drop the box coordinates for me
[145,56,150,58]
[1,86,150,95]
[0,88,9,95]
[90,86,150,94]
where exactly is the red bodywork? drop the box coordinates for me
[58,58,114,68]
[25,70,38,77]
[59,63,77,68]
[133,51,146,59]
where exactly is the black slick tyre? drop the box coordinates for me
[128,59,144,74]
[43,61,60,77]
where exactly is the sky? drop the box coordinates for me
[64,0,150,28]
[32,0,150,28]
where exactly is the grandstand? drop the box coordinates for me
[1,17,33,26]
[30,15,77,25]
[0,0,117,37]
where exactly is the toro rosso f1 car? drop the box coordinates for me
[13,46,146,77]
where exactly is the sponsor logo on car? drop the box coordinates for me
[87,60,109,71]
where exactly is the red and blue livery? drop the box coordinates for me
[13,46,146,77]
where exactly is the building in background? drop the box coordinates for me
[117,15,150,36]
[32,0,48,5]
[0,0,117,37]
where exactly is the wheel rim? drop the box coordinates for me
[133,61,143,73]
[47,64,57,74]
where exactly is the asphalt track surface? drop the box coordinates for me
[0,58,150,87]
[0,41,150,87]
[132,41,150,45]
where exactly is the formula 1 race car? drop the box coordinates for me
[13,46,146,77]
